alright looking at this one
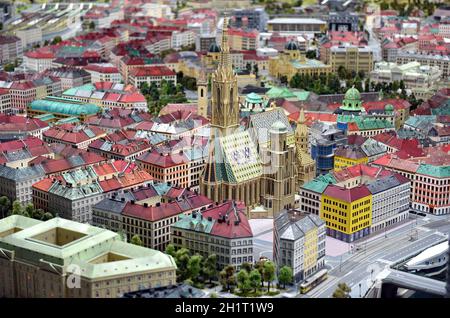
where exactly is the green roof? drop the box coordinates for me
[344,87,361,101]
[431,101,450,116]
[34,113,56,122]
[245,92,263,104]
[63,83,96,96]
[30,97,101,116]
[338,115,394,130]
[172,214,214,233]
[56,117,80,125]
[302,173,336,193]
[266,86,296,99]
[292,91,310,101]
[416,164,450,178]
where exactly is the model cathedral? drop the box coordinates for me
[199,18,316,218]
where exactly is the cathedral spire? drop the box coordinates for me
[298,108,306,125]
[219,17,231,69]
[295,108,308,153]
[296,108,307,137]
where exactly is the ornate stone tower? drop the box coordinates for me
[295,108,308,153]
[295,108,316,186]
[197,70,208,118]
[262,121,297,217]
[210,17,240,136]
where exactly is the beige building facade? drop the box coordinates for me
[0,216,176,298]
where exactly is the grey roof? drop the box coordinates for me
[361,138,387,157]
[248,108,293,145]
[275,210,324,241]
[367,175,408,194]
[93,198,127,215]
[0,165,46,182]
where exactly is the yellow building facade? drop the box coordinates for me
[269,41,331,81]
[334,147,369,171]
[321,185,372,242]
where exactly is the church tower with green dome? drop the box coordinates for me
[339,86,364,113]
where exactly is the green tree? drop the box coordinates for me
[263,261,276,292]
[130,234,143,246]
[11,200,23,216]
[306,50,317,59]
[255,260,265,287]
[0,22,3,31]
[175,248,191,281]
[357,70,365,79]
[3,64,15,72]
[0,196,11,218]
[165,243,177,258]
[241,262,252,273]
[278,266,293,289]
[249,269,261,293]
[51,36,62,45]
[32,208,45,220]
[220,265,236,292]
[89,21,96,30]
[140,82,150,95]
[280,75,288,85]
[42,212,54,221]
[337,65,347,80]
[187,255,203,281]
[253,64,259,77]
[237,269,251,295]
[332,283,352,298]
[203,254,218,284]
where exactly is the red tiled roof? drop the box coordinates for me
[137,150,189,168]
[43,124,106,145]
[202,201,253,239]
[130,66,175,77]
[84,64,119,74]
[32,178,55,192]
[0,115,49,132]
[121,193,213,222]
[25,50,55,59]
[323,184,371,203]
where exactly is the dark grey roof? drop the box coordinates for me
[275,210,324,241]
[367,175,407,195]
[248,108,293,145]
[93,198,127,214]
[0,165,45,182]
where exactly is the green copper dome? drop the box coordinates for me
[340,86,363,112]
[245,92,263,104]
[344,87,361,101]
[385,104,394,112]
[270,120,288,133]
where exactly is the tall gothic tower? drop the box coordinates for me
[262,121,297,217]
[295,108,316,186]
[295,108,308,153]
[210,17,240,136]
[197,70,208,118]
